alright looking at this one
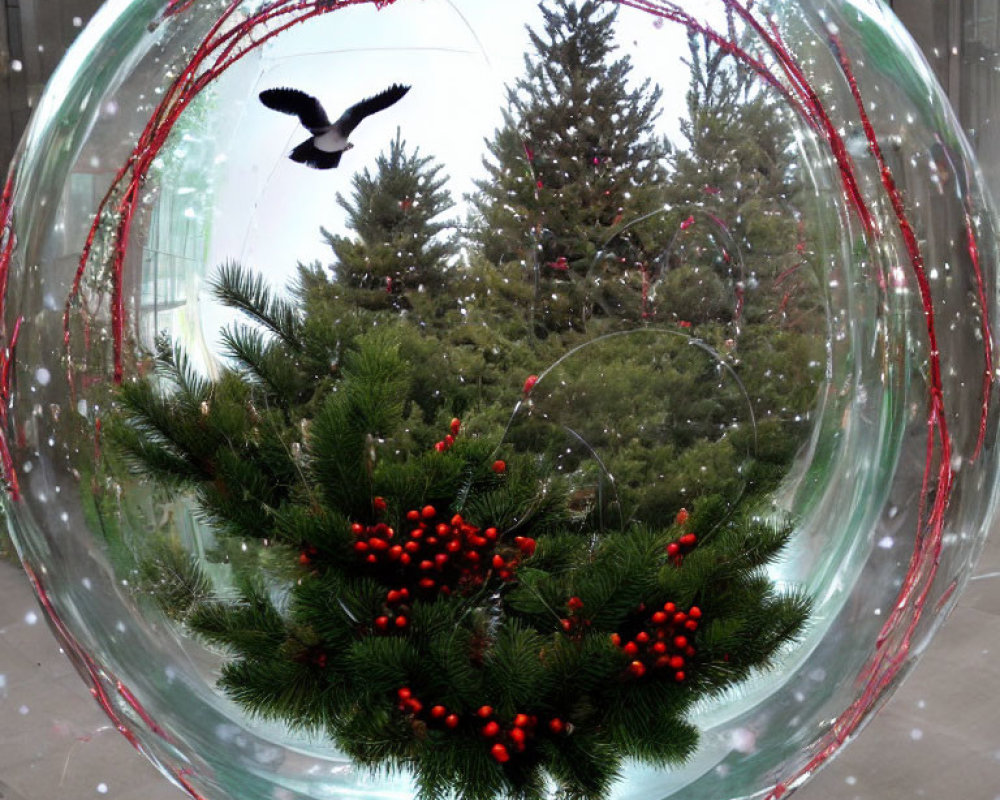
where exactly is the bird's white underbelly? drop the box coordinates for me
[314,129,349,153]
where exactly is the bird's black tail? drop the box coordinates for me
[289,138,344,170]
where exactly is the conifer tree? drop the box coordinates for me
[658,32,808,328]
[468,0,670,333]
[107,261,811,800]
[323,129,457,312]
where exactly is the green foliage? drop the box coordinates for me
[324,128,457,312]
[110,260,811,800]
[467,0,670,333]
[99,5,833,799]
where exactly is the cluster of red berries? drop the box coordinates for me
[395,688,569,764]
[611,602,702,683]
[396,687,460,730]
[434,417,462,453]
[557,595,589,636]
[666,508,697,566]
[355,505,537,630]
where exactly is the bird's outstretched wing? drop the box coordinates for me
[289,137,344,170]
[259,88,330,131]
[333,84,410,138]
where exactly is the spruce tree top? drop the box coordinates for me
[470,0,669,300]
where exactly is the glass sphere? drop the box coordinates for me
[1,1,997,799]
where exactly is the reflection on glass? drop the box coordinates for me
[1,2,998,800]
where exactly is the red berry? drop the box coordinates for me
[430,705,446,719]
[444,435,455,448]
[567,596,584,611]
[298,552,311,565]
[387,590,402,604]
[373,496,387,512]
[418,578,436,590]
[421,505,436,519]
[366,554,377,564]
[674,671,686,682]
[664,602,676,613]
[435,553,449,568]
[406,509,420,521]
[610,633,622,647]
[354,541,370,553]
[513,713,531,728]
[635,631,650,645]
[434,441,447,452]
[448,539,463,553]
[388,545,403,560]
[491,743,510,763]
[628,660,646,677]
[351,523,365,535]
[445,713,459,728]
[492,459,507,474]
[400,553,412,565]
[375,616,390,631]
[548,718,565,734]
[509,727,526,748]
[654,656,671,669]
[477,705,494,718]
[482,721,500,738]
[666,542,680,556]
[420,559,434,571]
[652,641,667,655]
[675,508,689,525]
[623,641,639,657]
[685,620,698,631]
[560,619,573,632]
[523,374,538,394]
[492,554,506,569]
[395,615,408,628]
[398,687,412,700]
[670,655,684,669]
[517,537,536,556]
[404,541,420,553]
[368,537,388,551]
[689,606,702,619]
[450,418,461,436]
[484,527,498,540]
[679,533,697,547]
[674,636,688,649]
[651,611,667,625]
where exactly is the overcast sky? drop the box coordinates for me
[193,0,723,291]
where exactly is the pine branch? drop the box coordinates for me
[211,260,303,352]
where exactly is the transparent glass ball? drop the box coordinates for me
[1,1,997,799]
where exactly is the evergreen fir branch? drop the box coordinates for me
[152,334,211,407]
[218,323,304,405]
[137,539,213,621]
[211,260,303,352]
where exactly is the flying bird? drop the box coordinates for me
[259,84,411,169]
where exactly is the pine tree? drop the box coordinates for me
[107,261,811,800]
[468,0,670,333]
[657,32,810,329]
[323,129,457,312]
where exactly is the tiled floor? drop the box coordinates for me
[2,536,1000,800]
